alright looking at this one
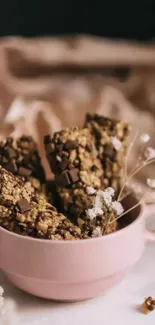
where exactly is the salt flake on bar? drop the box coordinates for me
[112,201,124,215]
[144,147,155,160]
[86,186,96,196]
[111,136,122,151]
[92,227,102,238]
[147,178,155,189]
[140,133,150,143]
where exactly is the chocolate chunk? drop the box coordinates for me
[57,171,71,186]
[58,159,69,171]
[46,143,53,154]
[68,168,79,183]
[104,145,114,157]
[56,143,63,152]
[22,156,30,165]
[4,200,13,207]
[65,140,78,150]
[0,198,12,207]
[5,161,17,174]
[69,205,82,216]
[27,163,35,171]
[6,147,17,159]
[18,167,32,177]
[44,135,51,144]
[92,165,98,172]
[17,199,31,213]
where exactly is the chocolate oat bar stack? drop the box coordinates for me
[0,113,128,240]
[0,167,85,240]
[84,114,130,192]
[44,126,118,235]
[44,127,103,214]
[0,136,46,193]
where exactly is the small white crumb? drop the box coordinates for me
[112,201,124,215]
[92,227,102,238]
[144,147,155,160]
[86,208,96,221]
[140,133,150,143]
[56,155,62,162]
[111,136,122,151]
[86,186,96,196]
[105,187,115,197]
[147,178,155,189]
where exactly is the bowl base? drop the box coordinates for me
[4,269,127,302]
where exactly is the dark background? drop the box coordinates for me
[0,1,155,40]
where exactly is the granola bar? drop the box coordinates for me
[44,127,103,222]
[60,186,118,236]
[0,136,45,192]
[84,114,130,192]
[44,127,103,188]
[0,167,85,240]
[44,127,118,236]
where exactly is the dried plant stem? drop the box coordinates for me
[104,212,115,234]
[124,131,139,178]
[111,191,149,224]
[129,158,155,179]
[119,190,132,201]
[118,158,155,201]
[118,132,139,201]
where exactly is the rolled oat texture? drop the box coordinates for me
[0,136,45,191]
[84,114,130,192]
[44,127,103,220]
[0,166,85,240]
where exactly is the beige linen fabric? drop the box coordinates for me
[0,36,155,192]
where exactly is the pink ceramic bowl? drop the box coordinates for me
[0,196,155,301]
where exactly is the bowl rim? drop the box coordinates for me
[0,200,144,245]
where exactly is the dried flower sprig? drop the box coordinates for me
[85,187,124,237]
[87,132,155,235]
[109,131,155,225]
[110,191,150,225]
[117,132,155,202]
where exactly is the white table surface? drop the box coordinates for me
[1,242,155,325]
